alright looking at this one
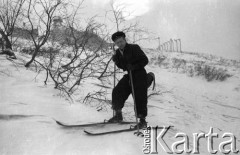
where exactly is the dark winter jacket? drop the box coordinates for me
[112,43,148,72]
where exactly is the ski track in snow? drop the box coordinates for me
[0,53,240,155]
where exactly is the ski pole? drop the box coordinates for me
[112,45,116,117]
[129,70,141,135]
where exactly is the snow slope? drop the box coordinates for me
[0,51,240,155]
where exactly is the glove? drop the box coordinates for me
[112,54,118,63]
[126,64,135,71]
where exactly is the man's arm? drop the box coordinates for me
[128,44,149,70]
[112,51,126,71]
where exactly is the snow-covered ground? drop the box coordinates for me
[0,50,239,155]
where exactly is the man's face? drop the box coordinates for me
[114,37,126,50]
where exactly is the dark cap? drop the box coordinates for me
[111,31,126,42]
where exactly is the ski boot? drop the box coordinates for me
[134,118,147,129]
[108,111,123,123]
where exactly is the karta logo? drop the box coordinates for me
[142,126,239,154]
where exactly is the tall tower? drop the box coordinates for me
[51,16,63,42]
[53,16,63,28]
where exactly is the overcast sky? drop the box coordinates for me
[63,0,240,59]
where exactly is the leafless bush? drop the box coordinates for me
[20,47,35,55]
[194,64,232,81]
[150,52,232,82]
[83,90,112,112]
[150,55,166,66]
[30,19,113,104]
[171,58,187,71]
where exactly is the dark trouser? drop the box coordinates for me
[112,68,148,118]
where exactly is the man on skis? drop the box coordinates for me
[108,31,155,129]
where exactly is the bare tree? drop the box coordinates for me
[0,0,26,49]
[24,0,64,67]
[107,0,150,44]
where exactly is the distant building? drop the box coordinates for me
[12,23,38,40]
[49,16,108,50]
